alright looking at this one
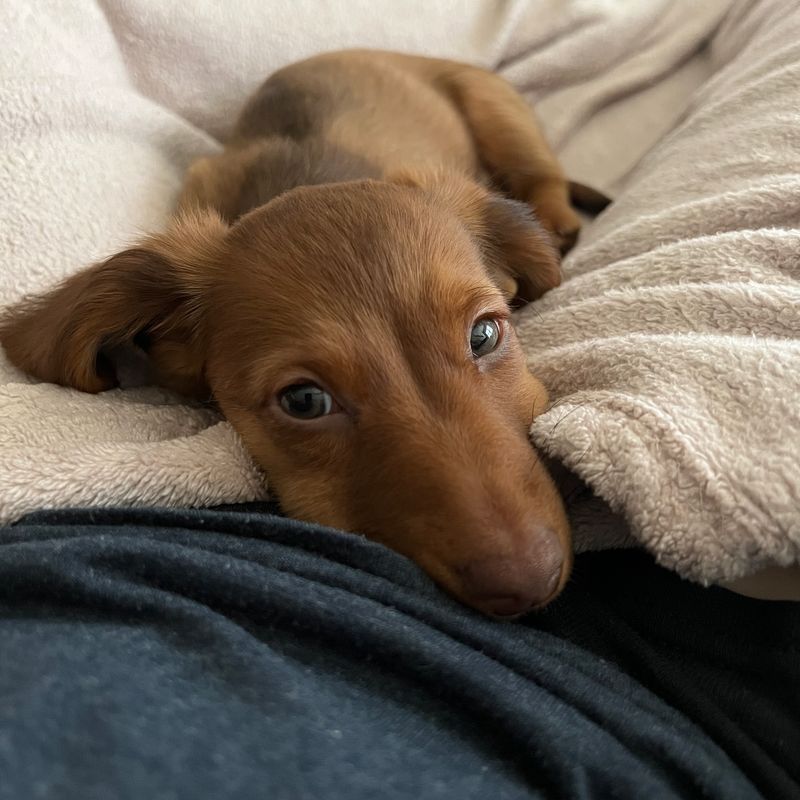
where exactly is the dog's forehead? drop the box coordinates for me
[214,182,504,400]
[226,180,488,307]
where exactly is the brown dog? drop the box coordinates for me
[0,50,587,617]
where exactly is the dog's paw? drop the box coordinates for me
[529,183,582,255]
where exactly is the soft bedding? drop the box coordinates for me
[524,0,800,582]
[2,0,798,585]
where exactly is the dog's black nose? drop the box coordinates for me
[457,526,564,617]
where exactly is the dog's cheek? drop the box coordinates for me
[488,339,549,428]
[498,368,549,434]
[220,405,358,530]
[272,470,355,531]
[520,369,550,422]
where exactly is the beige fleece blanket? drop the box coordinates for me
[3,0,797,585]
[525,0,800,582]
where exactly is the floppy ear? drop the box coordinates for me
[0,211,228,398]
[390,170,561,302]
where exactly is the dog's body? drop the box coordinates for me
[179,50,581,249]
[1,50,589,616]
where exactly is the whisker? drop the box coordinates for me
[545,400,589,443]
[544,395,573,414]
[568,443,593,478]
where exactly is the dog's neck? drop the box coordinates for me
[230,136,382,220]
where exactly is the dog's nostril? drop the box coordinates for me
[457,526,565,616]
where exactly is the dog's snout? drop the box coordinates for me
[457,526,565,617]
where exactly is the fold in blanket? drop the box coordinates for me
[2,0,797,586]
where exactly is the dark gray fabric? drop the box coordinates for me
[0,506,795,800]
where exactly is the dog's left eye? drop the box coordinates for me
[279,383,334,419]
[470,318,502,358]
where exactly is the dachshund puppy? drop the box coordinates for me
[1,50,593,617]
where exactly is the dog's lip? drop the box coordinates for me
[462,578,565,619]
[457,589,559,620]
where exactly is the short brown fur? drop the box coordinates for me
[0,50,584,616]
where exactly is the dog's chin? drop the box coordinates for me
[437,578,566,620]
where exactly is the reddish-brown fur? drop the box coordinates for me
[0,50,583,617]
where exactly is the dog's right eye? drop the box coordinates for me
[279,383,334,419]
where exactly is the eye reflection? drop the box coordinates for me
[279,383,333,419]
[470,318,502,357]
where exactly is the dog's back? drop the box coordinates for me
[180,51,485,221]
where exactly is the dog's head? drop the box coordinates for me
[0,174,571,616]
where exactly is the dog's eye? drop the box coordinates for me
[470,318,502,357]
[279,383,333,419]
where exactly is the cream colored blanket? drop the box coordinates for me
[525,0,800,582]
